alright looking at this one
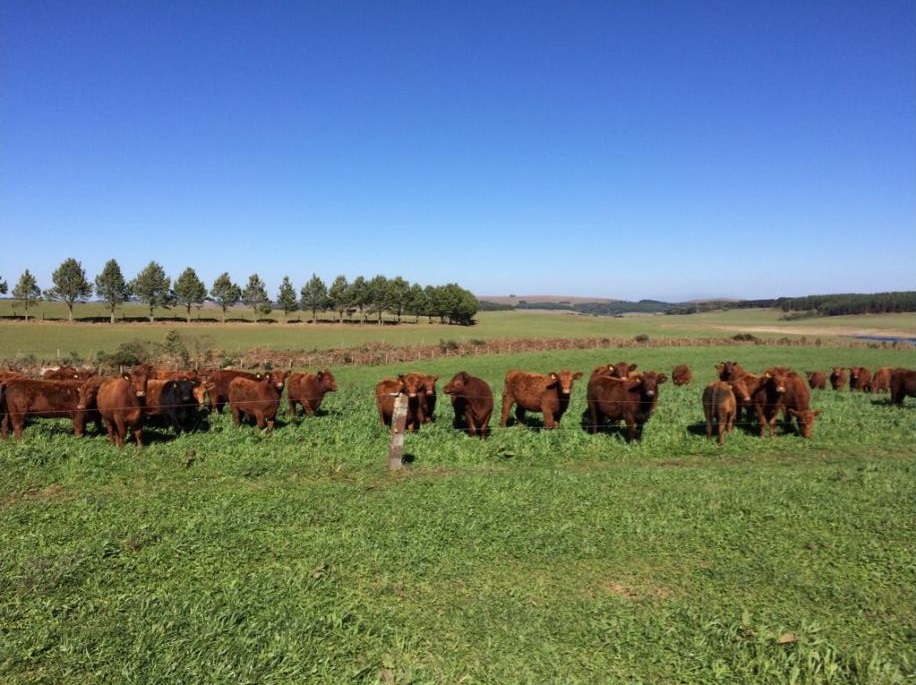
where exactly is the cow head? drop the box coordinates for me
[788,408,822,439]
[264,371,287,393]
[444,371,471,396]
[127,366,150,398]
[763,368,788,394]
[717,361,744,381]
[728,377,752,403]
[318,370,338,392]
[421,374,438,396]
[398,373,425,398]
[548,370,583,395]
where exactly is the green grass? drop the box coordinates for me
[1,345,913,683]
[1,307,914,362]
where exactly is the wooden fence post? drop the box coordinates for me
[387,393,408,470]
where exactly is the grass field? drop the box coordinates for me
[1,343,913,683]
[1,306,914,363]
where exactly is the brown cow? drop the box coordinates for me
[1,378,85,439]
[443,371,493,438]
[228,371,287,432]
[871,367,893,394]
[829,367,848,391]
[203,369,261,413]
[590,361,637,381]
[587,371,667,441]
[500,369,582,429]
[782,372,821,438]
[805,371,827,390]
[42,365,95,380]
[672,364,692,386]
[751,367,790,437]
[849,366,872,393]
[716,361,746,381]
[890,368,916,406]
[702,381,737,446]
[89,369,149,447]
[375,373,427,432]
[418,373,439,423]
[287,370,338,420]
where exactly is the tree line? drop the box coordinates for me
[666,292,916,317]
[1,259,479,326]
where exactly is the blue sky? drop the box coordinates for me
[2,1,913,302]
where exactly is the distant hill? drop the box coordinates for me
[479,295,619,306]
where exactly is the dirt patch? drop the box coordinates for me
[603,580,672,601]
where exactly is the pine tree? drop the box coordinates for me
[46,257,92,322]
[241,274,271,320]
[131,261,173,322]
[95,259,131,324]
[328,275,351,324]
[210,272,241,323]
[12,269,42,321]
[300,274,329,324]
[173,267,208,323]
[277,276,299,321]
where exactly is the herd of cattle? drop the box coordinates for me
[0,361,913,448]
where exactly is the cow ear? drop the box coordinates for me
[628,364,638,372]
[813,410,823,417]
[549,372,558,380]
[657,374,668,383]
[122,372,131,381]
[431,375,438,382]
[573,372,583,380]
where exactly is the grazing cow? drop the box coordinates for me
[443,371,493,438]
[500,369,583,429]
[587,371,667,441]
[0,378,84,440]
[829,367,848,391]
[751,367,790,437]
[849,366,873,393]
[805,371,827,390]
[672,364,692,386]
[90,369,149,447]
[702,381,737,446]
[287,370,338,419]
[156,379,199,434]
[203,369,261,413]
[375,373,427,431]
[782,372,821,438]
[42,365,95,381]
[228,372,287,432]
[871,367,893,394]
[890,368,916,406]
[716,361,746,381]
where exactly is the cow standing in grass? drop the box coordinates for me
[782,372,821,438]
[890,369,916,406]
[805,371,827,390]
[443,371,493,438]
[829,367,848,391]
[287,370,338,420]
[375,373,427,432]
[500,369,582,429]
[228,372,287,433]
[587,371,667,442]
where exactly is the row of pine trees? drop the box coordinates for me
[0,258,479,326]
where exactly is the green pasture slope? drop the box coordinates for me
[1,343,913,683]
[1,308,914,362]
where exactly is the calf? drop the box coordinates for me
[287,370,338,420]
[849,366,873,393]
[672,364,692,386]
[90,371,149,447]
[805,371,827,390]
[782,372,821,438]
[751,367,790,437]
[443,371,493,438]
[702,381,737,446]
[871,367,893,394]
[157,379,199,434]
[228,372,287,432]
[203,369,261,412]
[375,373,427,432]
[500,369,582,429]
[42,365,95,380]
[587,371,667,441]
[419,373,439,423]
[590,361,637,382]
[890,368,916,406]
[716,361,746,381]
[829,367,848,391]
[1,378,84,439]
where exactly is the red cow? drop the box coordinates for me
[587,371,667,441]
[228,371,287,432]
[805,371,827,390]
[870,367,893,394]
[443,371,493,438]
[287,370,338,420]
[890,369,915,406]
[751,367,790,437]
[672,364,692,386]
[375,373,427,432]
[42,365,95,380]
[702,381,738,446]
[1,378,85,439]
[90,368,149,447]
[418,373,439,423]
[829,367,848,391]
[849,366,873,393]
[500,369,583,429]
[782,372,821,438]
[590,361,637,381]
[203,369,261,413]
[716,361,746,381]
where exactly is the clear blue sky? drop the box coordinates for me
[2,1,913,302]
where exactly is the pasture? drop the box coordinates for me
[1,342,913,683]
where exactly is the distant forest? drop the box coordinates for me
[478,291,916,318]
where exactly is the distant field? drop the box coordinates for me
[1,306,913,363]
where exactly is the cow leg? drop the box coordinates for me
[541,404,556,429]
[231,404,242,426]
[625,417,636,442]
[11,413,25,440]
[288,399,298,421]
[499,395,513,427]
[132,425,143,447]
[515,406,527,426]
